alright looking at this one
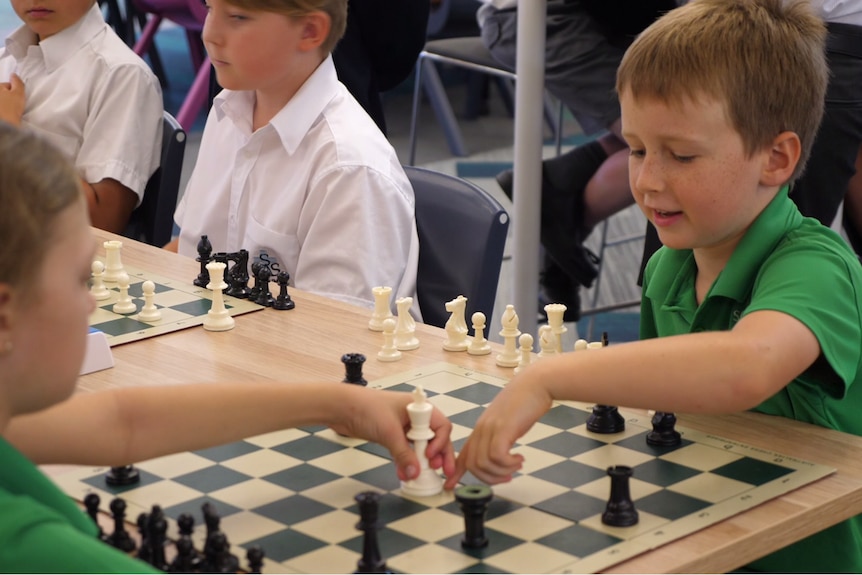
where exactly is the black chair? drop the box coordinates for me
[124,111,186,246]
[406,165,510,330]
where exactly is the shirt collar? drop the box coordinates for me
[5,3,106,72]
[214,55,340,153]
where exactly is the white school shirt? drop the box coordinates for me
[0,3,162,204]
[812,0,862,24]
[175,56,421,317]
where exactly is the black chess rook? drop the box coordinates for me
[342,353,368,386]
[587,404,626,434]
[455,484,493,549]
[602,465,639,527]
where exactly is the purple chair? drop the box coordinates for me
[132,0,209,131]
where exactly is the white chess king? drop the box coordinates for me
[401,385,443,497]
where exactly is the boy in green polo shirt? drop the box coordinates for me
[447,0,862,570]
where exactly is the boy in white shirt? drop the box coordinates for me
[169,0,420,317]
[0,0,163,234]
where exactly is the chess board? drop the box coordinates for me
[55,363,834,573]
[89,264,263,346]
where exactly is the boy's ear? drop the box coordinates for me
[297,11,331,52]
[0,284,15,342]
[760,131,801,187]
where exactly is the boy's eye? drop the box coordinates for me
[672,154,695,163]
[629,149,645,158]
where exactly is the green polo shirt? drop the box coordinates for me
[0,436,160,573]
[641,187,862,572]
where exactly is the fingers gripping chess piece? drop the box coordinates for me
[400,385,443,496]
[111,272,137,315]
[496,304,521,367]
[394,296,419,350]
[442,295,469,351]
[203,261,235,331]
[137,280,162,322]
[90,261,111,301]
[467,311,492,355]
[368,286,393,331]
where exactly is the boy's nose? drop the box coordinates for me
[635,153,664,193]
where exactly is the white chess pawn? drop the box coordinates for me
[136,280,162,322]
[111,272,137,314]
[102,240,124,283]
[203,261,235,331]
[90,260,111,301]
[377,317,402,362]
[467,311,491,355]
[543,303,568,353]
[394,296,420,351]
[537,325,558,358]
[514,333,534,374]
[442,295,469,351]
[368,286,393,331]
[401,385,443,497]
[496,304,521,367]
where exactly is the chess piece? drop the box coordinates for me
[170,512,201,572]
[203,261,235,331]
[248,261,263,301]
[111,272,137,314]
[394,296,419,350]
[225,249,251,298]
[246,546,265,574]
[537,325,558,358]
[136,512,151,564]
[646,411,682,447]
[342,353,368,386]
[581,336,625,433]
[202,532,238,574]
[377,317,402,362]
[400,386,443,497]
[102,240,124,282]
[602,466,639,527]
[514,333,534,374]
[105,464,140,486]
[272,270,295,310]
[467,311,492,355]
[194,235,213,288]
[147,508,169,571]
[90,261,111,301]
[354,491,387,574]
[543,303,568,353]
[83,493,105,540]
[455,484,493,549]
[496,304,521,367]
[137,280,162,322]
[368,286,393,331]
[442,295,469,351]
[107,497,136,552]
[254,264,274,307]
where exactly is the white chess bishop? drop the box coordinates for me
[400,385,443,497]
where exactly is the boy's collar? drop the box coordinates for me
[5,3,104,72]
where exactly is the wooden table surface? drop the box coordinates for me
[78,229,862,573]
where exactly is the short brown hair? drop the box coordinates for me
[0,124,81,292]
[224,0,347,54]
[616,0,828,182]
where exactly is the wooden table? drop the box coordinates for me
[78,229,862,573]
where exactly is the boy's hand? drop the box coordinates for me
[446,372,553,488]
[329,388,456,483]
[0,73,25,126]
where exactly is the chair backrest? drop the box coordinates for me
[124,111,186,246]
[406,165,509,329]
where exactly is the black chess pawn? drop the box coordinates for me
[83,493,105,541]
[147,509,169,571]
[105,464,140,486]
[354,491,387,574]
[168,537,197,574]
[601,466,639,527]
[454,484,493,549]
[202,532,239,574]
[272,270,295,310]
[646,411,682,447]
[246,545,265,574]
[106,497,136,552]
[342,353,367,386]
[194,235,213,287]
[135,512,151,564]
[254,264,274,307]
[248,261,263,301]
[586,404,626,434]
[175,512,202,567]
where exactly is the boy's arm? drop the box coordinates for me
[82,177,138,234]
[5,382,455,482]
[448,309,820,487]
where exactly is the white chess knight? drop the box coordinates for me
[203,261,235,331]
[442,295,469,351]
[401,385,443,497]
[368,286,394,331]
[394,296,419,351]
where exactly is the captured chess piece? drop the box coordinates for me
[601,466,639,527]
[105,464,140,486]
[400,385,443,496]
[272,270,295,310]
[455,484,493,549]
[203,261,235,331]
[194,235,213,288]
[646,411,682,447]
[354,491,388,574]
[368,286,394,331]
[342,353,367,386]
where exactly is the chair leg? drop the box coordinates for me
[132,14,161,57]
[421,59,469,158]
[176,58,211,131]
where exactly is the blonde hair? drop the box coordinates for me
[0,124,81,291]
[616,0,828,182]
[224,0,347,54]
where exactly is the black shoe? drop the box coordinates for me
[538,256,582,322]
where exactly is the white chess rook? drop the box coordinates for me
[368,286,394,331]
[401,385,443,497]
[203,262,235,331]
[102,240,124,283]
